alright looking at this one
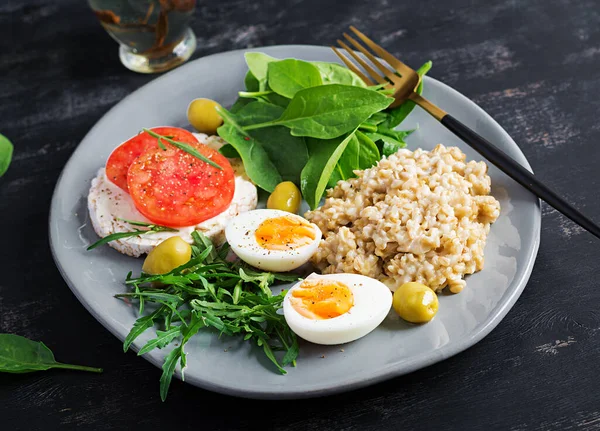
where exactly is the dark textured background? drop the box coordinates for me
[2,0,600,429]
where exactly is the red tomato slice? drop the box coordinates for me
[127,141,235,227]
[106,127,199,192]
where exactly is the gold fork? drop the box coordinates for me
[333,26,600,240]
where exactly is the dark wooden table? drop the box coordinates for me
[3,0,600,429]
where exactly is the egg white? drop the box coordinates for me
[224,209,322,272]
[283,273,393,345]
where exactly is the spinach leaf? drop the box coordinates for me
[230,97,251,113]
[218,143,240,158]
[0,134,13,177]
[363,112,389,127]
[229,70,261,113]
[235,100,284,124]
[367,127,415,156]
[244,52,278,91]
[301,129,358,209]
[260,87,290,108]
[379,127,414,141]
[366,131,405,146]
[355,131,381,169]
[267,59,323,98]
[216,106,282,192]
[382,61,432,129]
[314,61,366,87]
[235,90,290,109]
[244,70,259,92]
[381,140,406,157]
[245,84,393,139]
[328,130,380,187]
[0,334,102,374]
[367,128,413,145]
[234,102,308,184]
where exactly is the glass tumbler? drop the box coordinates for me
[88,0,197,74]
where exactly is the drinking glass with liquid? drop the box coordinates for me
[88,0,197,74]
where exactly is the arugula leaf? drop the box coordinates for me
[121,234,299,401]
[137,327,181,356]
[123,306,166,352]
[281,337,300,367]
[301,130,358,209]
[159,347,181,402]
[115,291,181,303]
[178,312,206,378]
[267,59,323,98]
[239,268,274,296]
[313,62,366,87]
[216,105,283,192]
[258,337,286,374]
[245,84,393,139]
[0,334,102,374]
[244,52,278,91]
[382,61,432,129]
[0,134,13,177]
[232,281,242,305]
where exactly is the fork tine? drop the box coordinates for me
[342,33,400,84]
[337,40,387,86]
[331,46,376,86]
[349,26,413,75]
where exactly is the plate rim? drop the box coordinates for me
[49,44,541,399]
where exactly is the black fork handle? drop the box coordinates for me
[440,114,600,240]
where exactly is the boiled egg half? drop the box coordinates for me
[283,273,393,345]
[225,209,322,272]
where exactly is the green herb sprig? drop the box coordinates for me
[87,219,178,250]
[120,231,300,401]
[0,334,102,374]
[142,128,223,170]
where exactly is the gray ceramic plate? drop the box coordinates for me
[49,45,541,399]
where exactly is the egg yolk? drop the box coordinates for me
[290,279,354,320]
[255,216,316,251]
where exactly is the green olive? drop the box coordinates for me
[142,237,192,275]
[392,282,439,323]
[267,181,302,214]
[187,98,223,134]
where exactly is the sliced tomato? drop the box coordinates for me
[127,140,235,227]
[106,127,199,192]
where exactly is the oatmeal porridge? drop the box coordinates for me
[305,144,500,293]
